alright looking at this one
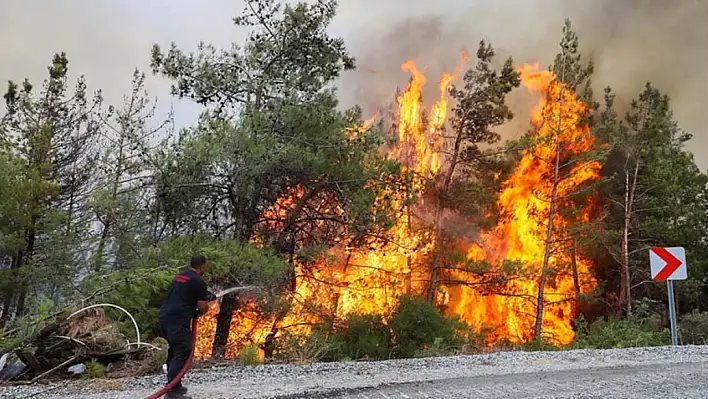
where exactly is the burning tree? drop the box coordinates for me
[441,21,606,346]
[152,3,611,357]
[5,0,708,379]
[427,40,521,304]
[523,20,606,343]
[150,0,403,358]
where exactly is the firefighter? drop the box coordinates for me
[157,255,214,399]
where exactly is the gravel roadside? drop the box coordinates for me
[2,345,707,399]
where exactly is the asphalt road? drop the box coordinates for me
[287,362,708,399]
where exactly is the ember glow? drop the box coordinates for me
[193,58,600,360]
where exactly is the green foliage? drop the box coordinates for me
[437,41,522,235]
[89,69,171,274]
[0,151,29,304]
[274,296,473,363]
[80,235,286,337]
[448,40,521,177]
[679,310,708,345]
[389,295,465,358]
[3,3,708,370]
[430,39,522,302]
[146,0,405,357]
[600,80,708,313]
[414,336,460,358]
[149,0,402,257]
[550,19,598,111]
[573,314,670,349]
[273,328,339,365]
[0,52,103,322]
[336,313,391,360]
[151,0,354,109]
[85,359,105,379]
[238,344,264,366]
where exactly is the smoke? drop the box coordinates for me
[334,0,708,168]
[1,1,706,166]
[0,0,243,130]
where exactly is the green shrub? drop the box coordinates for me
[318,331,346,362]
[679,310,708,344]
[573,314,670,349]
[238,344,263,366]
[337,313,391,360]
[271,297,473,363]
[389,295,465,358]
[273,328,340,365]
[415,336,454,357]
[85,359,105,379]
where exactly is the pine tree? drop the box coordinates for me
[0,53,102,322]
[150,0,400,358]
[531,20,607,343]
[427,40,520,303]
[603,83,708,314]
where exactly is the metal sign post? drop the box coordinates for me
[649,247,687,347]
[666,280,678,346]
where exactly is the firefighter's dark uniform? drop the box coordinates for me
[158,269,208,397]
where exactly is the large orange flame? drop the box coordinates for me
[452,62,600,344]
[193,58,600,360]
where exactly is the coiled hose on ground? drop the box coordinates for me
[144,316,199,399]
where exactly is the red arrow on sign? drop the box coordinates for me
[652,247,683,280]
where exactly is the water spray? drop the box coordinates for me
[213,285,260,299]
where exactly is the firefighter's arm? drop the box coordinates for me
[196,300,209,315]
[196,282,214,315]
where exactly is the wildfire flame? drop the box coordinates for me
[193,57,600,360]
[453,62,600,344]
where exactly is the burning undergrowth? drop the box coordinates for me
[193,55,601,360]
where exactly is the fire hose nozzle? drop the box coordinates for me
[205,291,217,302]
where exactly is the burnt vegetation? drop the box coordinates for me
[1,0,707,383]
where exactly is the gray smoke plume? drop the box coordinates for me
[335,0,708,168]
[1,0,706,166]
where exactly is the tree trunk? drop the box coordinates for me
[95,133,125,272]
[427,200,445,302]
[532,81,564,344]
[15,285,28,319]
[570,235,580,299]
[404,202,412,294]
[0,253,22,326]
[15,229,37,317]
[211,215,255,358]
[428,135,462,303]
[95,221,111,272]
[212,294,238,359]
[532,171,559,343]
[8,226,37,319]
[263,326,277,359]
[65,183,74,236]
[330,251,353,316]
[263,247,297,360]
[625,158,640,315]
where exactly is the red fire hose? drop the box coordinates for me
[144,316,199,399]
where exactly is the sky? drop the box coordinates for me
[2,0,707,168]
